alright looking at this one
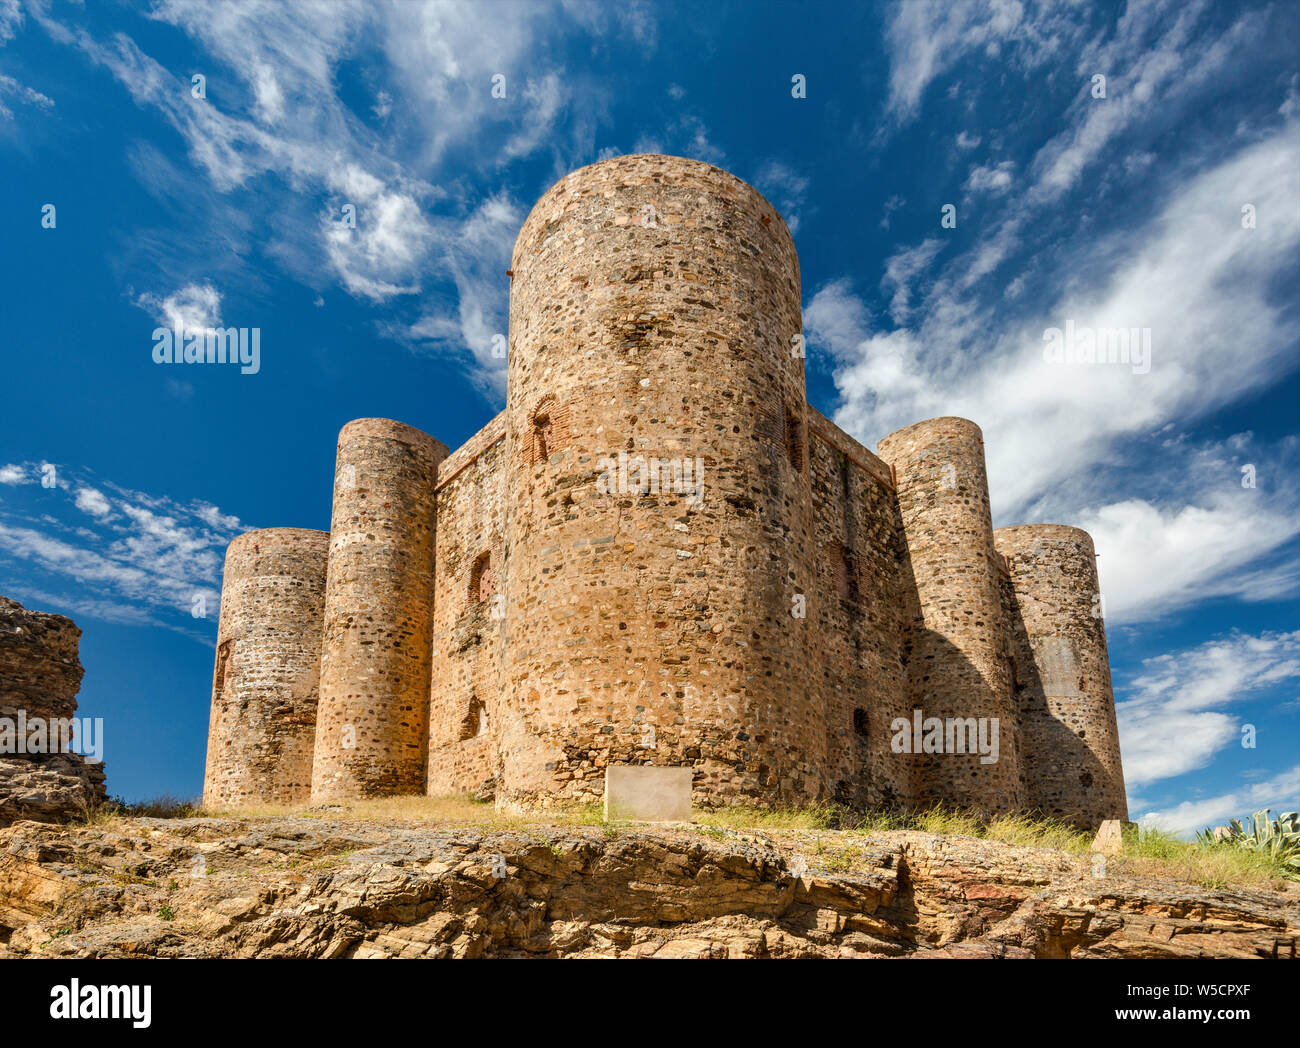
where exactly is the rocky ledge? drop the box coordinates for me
[0,755,107,830]
[0,596,106,828]
[0,815,1295,959]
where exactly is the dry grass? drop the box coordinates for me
[83,794,1292,891]
[198,793,609,830]
[1113,826,1291,891]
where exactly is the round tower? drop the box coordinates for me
[203,528,329,808]
[876,417,1023,813]
[499,153,821,810]
[994,524,1127,828]
[311,418,447,801]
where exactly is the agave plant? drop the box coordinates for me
[1198,809,1300,876]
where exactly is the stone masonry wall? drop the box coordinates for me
[201,155,1128,828]
[805,409,917,810]
[426,415,507,797]
[202,529,328,807]
[499,153,822,810]
[312,419,447,801]
[876,417,1024,814]
[994,525,1128,827]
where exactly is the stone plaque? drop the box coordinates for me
[604,765,693,822]
[1033,635,1082,697]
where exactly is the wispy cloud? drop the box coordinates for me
[1117,629,1300,789]
[0,463,244,640]
[29,0,658,400]
[808,110,1300,624]
[1136,764,1300,836]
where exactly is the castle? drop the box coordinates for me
[202,154,1128,829]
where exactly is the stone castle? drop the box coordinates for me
[202,154,1128,829]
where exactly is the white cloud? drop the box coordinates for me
[0,464,29,485]
[136,283,222,333]
[882,0,1080,125]
[321,171,436,301]
[963,159,1014,194]
[500,73,566,163]
[74,487,112,518]
[0,466,243,635]
[812,122,1300,623]
[0,71,54,120]
[880,239,944,324]
[955,130,981,150]
[391,193,523,397]
[0,0,23,44]
[28,0,659,395]
[1136,765,1300,836]
[1116,629,1300,789]
[1083,485,1300,625]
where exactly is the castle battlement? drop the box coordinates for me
[203,154,1127,828]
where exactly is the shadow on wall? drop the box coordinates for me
[894,626,1025,815]
[1002,595,1121,829]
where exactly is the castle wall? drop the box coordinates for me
[994,525,1128,827]
[426,414,507,796]
[197,156,1128,823]
[805,409,916,810]
[311,419,447,801]
[876,417,1024,814]
[202,528,328,807]
[498,153,823,809]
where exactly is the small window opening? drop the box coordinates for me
[460,696,489,741]
[531,413,552,463]
[784,407,804,473]
[469,551,495,605]
[213,639,233,697]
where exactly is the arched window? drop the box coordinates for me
[469,551,495,606]
[531,412,552,463]
[459,695,489,740]
[213,639,233,698]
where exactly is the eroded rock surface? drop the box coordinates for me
[1,817,1294,959]
[0,598,106,828]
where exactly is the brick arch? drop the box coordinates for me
[523,395,571,467]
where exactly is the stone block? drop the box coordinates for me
[1091,818,1126,855]
[604,765,692,822]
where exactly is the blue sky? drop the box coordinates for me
[0,0,1296,831]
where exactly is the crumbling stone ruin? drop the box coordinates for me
[204,154,1127,829]
[0,597,106,827]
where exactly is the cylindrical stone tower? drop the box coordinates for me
[311,418,447,801]
[876,417,1023,813]
[499,153,821,810]
[203,528,329,808]
[994,524,1127,828]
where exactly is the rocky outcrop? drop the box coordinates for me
[1,816,1294,958]
[0,598,106,828]
[0,755,106,829]
[0,596,83,724]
